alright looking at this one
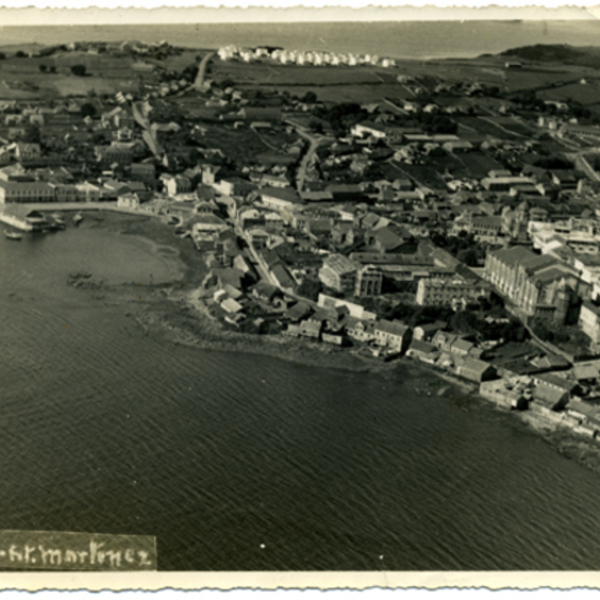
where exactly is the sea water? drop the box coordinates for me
[2,220,600,569]
[1,20,600,59]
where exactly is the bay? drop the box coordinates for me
[1,218,600,570]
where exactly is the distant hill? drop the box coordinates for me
[498,44,600,68]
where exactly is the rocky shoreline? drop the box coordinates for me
[73,212,600,477]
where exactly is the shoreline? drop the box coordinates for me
[72,211,600,477]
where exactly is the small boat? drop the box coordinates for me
[73,212,84,225]
[49,216,66,230]
[4,229,23,240]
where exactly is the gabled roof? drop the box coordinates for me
[409,339,438,354]
[490,245,536,266]
[375,319,409,337]
[459,357,494,374]
[260,186,303,205]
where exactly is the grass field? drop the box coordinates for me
[537,81,600,105]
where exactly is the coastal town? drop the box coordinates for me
[6,39,600,443]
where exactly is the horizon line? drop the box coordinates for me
[0,6,598,26]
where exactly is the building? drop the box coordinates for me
[456,357,497,382]
[213,177,255,198]
[484,246,582,323]
[416,277,490,308]
[406,339,440,364]
[318,253,359,295]
[0,180,54,203]
[95,145,133,167]
[161,174,192,196]
[579,300,600,345]
[130,163,156,186]
[260,187,303,212]
[354,265,382,297]
[481,176,534,192]
[373,320,412,353]
[413,321,447,341]
[14,143,41,161]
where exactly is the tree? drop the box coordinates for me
[70,64,87,77]
[38,64,47,73]
[49,66,56,74]
[457,248,479,267]
[301,91,318,103]
[80,102,97,118]
[15,51,26,58]
[23,125,41,144]
[0,52,6,60]
[297,277,323,302]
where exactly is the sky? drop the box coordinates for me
[0,3,598,26]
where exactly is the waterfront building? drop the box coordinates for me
[318,294,377,321]
[0,180,54,203]
[406,339,440,364]
[75,181,102,202]
[373,320,412,353]
[455,357,497,382]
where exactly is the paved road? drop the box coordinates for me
[295,129,333,192]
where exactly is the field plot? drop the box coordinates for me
[215,60,398,86]
[454,151,505,179]
[273,83,411,104]
[538,81,600,105]
[456,116,518,139]
[200,125,297,165]
[503,66,581,92]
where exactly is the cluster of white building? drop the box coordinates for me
[217,45,397,69]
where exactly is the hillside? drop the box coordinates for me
[499,44,600,68]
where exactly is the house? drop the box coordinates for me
[260,187,303,211]
[117,192,143,209]
[284,300,313,322]
[413,321,447,341]
[213,177,255,198]
[246,228,270,250]
[332,222,356,247]
[432,331,459,353]
[345,318,376,342]
[416,278,490,308]
[406,339,440,364]
[455,357,496,382]
[374,320,412,353]
[355,266,382,297]
[130,163,156,186]
[191,214,229,235]
[14,143,41,161]
[318,254,359,295]
[287,318,322,340]
[450,337,475,357]
[0,180,54,203]
[579,300,600,345]
[237,107,282,123]
[161,174,192,196]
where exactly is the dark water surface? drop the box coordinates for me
[2,221,600,570]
